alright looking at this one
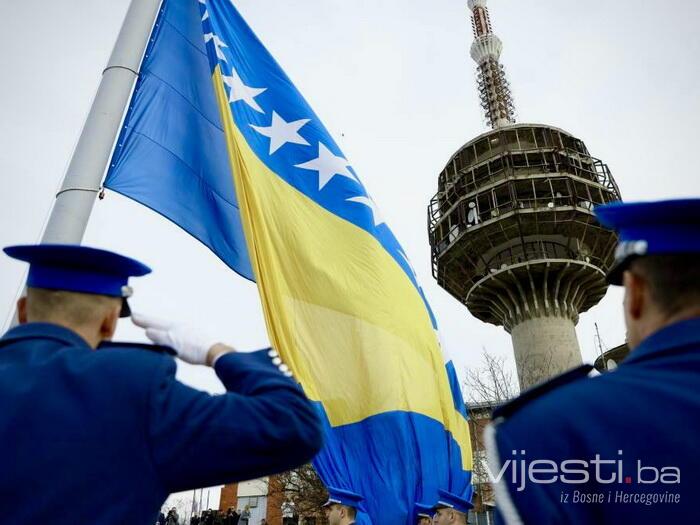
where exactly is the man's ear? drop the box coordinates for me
[623,270,646,321]
[17,296,28,324]
[99,303,121,342]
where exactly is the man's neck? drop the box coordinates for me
[29,318,100,349]
[651,308,700,340]
[635,308,700,349]
[662,308,700,328]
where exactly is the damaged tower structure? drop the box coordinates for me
[428,0,622,388]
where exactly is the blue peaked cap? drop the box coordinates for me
[594,199,700,284]
[414,502,433,519]
[433,489,473,514]
[3,244,151,317]
[323,486,365,512]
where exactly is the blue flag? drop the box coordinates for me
[105,1,473,523]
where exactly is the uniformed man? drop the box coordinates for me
[322,486,364,525]
[431,489,473,525]
[0,244,323,524]
[486,199,700,524]
[414,502,434,525]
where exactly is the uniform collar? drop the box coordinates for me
[1,322,92,349]
[623,317,700,365]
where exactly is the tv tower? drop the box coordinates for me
[428,0,622,388]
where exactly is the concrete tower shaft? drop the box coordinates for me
[467,0,515,128]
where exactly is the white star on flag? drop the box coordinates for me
[295,143,357,190]
[222,68,266,113]
[251,111,310,154]
[198,1,208,22]
[204,33,228,62]
[347,195,385,226]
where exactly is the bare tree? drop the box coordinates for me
[464,349,519,405]
[161,494,192,524]
[463,349,519,508]
[266,464,329,524]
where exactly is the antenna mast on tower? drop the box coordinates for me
[468,0,515,128]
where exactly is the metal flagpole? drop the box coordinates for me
[4,0,162,329]
[40,0,162,244]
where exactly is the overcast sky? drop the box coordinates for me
[2,0,699,417]
[2,0,699,516]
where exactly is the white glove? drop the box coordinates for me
[131,312,220,366]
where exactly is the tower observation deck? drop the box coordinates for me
[428,1,622,388]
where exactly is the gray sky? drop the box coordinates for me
[2,0,699,401]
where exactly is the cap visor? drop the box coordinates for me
[606,257,635,285]
[120,298,131,318]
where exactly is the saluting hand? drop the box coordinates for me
[131,313,232,366]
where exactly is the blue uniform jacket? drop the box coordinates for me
[488,318,700,524]
[0,322,322,524]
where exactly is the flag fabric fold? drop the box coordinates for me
[106,1,472,522]
[104,0,253,280]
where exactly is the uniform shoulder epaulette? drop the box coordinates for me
[97,341,176,355]
[492,364,594,420]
